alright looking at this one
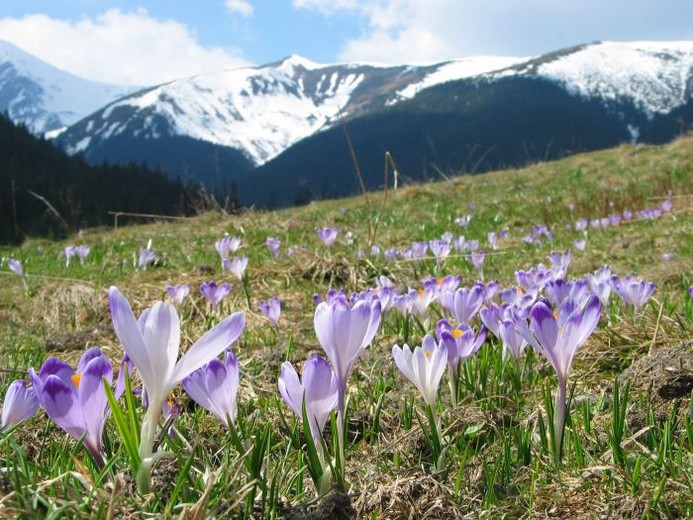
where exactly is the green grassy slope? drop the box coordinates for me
[0,137,691,518]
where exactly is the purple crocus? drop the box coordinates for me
[444,285,484,325]
[498,319,527,361]
[278,356,337,455]
[612,275,656,311]
[479,303,508,339]
[428,239,451,269]
[108,286,245,492]
[166,284,190,306]
[314,296,381,414]
[138,248,157,269]
[200,281,232,310]
[573,239,587,251]
[182,350,240,428]
[8,259,27,289]
[469,250,485,279]
[65,245,77,267]
[1,379,39,431]
[266,237,281,258]
[437,322,486,402]
[223,256,249,281]
[66,245,90,266]
[215,236,242,265]
[515,296,602,460]
[259,297,281,327]
[317,227,339,246]
[411,241,428,260]
[29,348,113,467]
[487,232,498,250]
[587,266,613,307]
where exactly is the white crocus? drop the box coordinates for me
[108,286,245,492]
[392,335,447,407]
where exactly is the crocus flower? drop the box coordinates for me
[29,348,113,468]
[8,259,27,289]
[498,319,528,360]
[392,336,447,408]
[455,215,472,228]
[479,303,508,339]
[65,245,77,267]
[544,279,590,308]
[166,284,190,305]
[411,241,428,260]
[611,275,656,311]
[476,280,499,304]
[1,379,39,431]
[428,240,451,270]
[183,350,240,428]
[314,296,381,412]
[278,355,337,452]
[109,287,245,492]
[587,266,613,307]
[469,250,485,279]
[200,281,232,310]
[317,227,339,246]
[259,297,281,327]
[66,245,90,267]
[487,232,498,250]
[266,237,281,258]
[437,323,486,402]
[223,256,248,281]
[547,251,572,280]
[515,296,602,460]
[138,248,157,269]
[444,285,484,325]
[215,236,242,265]
[573,239,587,251]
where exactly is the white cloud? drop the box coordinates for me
[225,0,254,17]
[0,8,252,85]
[294,0,693,64]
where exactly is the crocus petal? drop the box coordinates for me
[302,355,338,433]
[77,347,104,374]
[183,370,218,417]
[171,312,245,386]
[530,303,558,353]
[109,287,157,396]
[78,355,112,451]
[1,380,39,431]
[278,361,303,418]
[40,375,86,441]
[204,359,235,426]
[392,344,416,384]
[140,301,180,393]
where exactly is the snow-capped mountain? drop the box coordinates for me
[0,40,139,135]
[57,54,524,165]
[498,40,693,116]
[55,40,692,175]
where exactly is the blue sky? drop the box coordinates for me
[1,1,691,85]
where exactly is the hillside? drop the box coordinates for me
[0,138,691,518]
[0,114,198,244]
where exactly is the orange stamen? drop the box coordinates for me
[71,374,81,389]
[424,351,431,359]
[452,329,463,339]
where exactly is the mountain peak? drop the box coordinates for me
[274,54,322,70]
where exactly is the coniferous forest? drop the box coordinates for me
[0,114,198,244]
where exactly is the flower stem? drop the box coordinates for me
[554,377,568,463]
[137,401,163,494]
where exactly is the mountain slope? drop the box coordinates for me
[54,54,524,168]
[0,40,139,135]
[52,40,693,196]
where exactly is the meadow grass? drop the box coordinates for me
[0,137,691,518]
